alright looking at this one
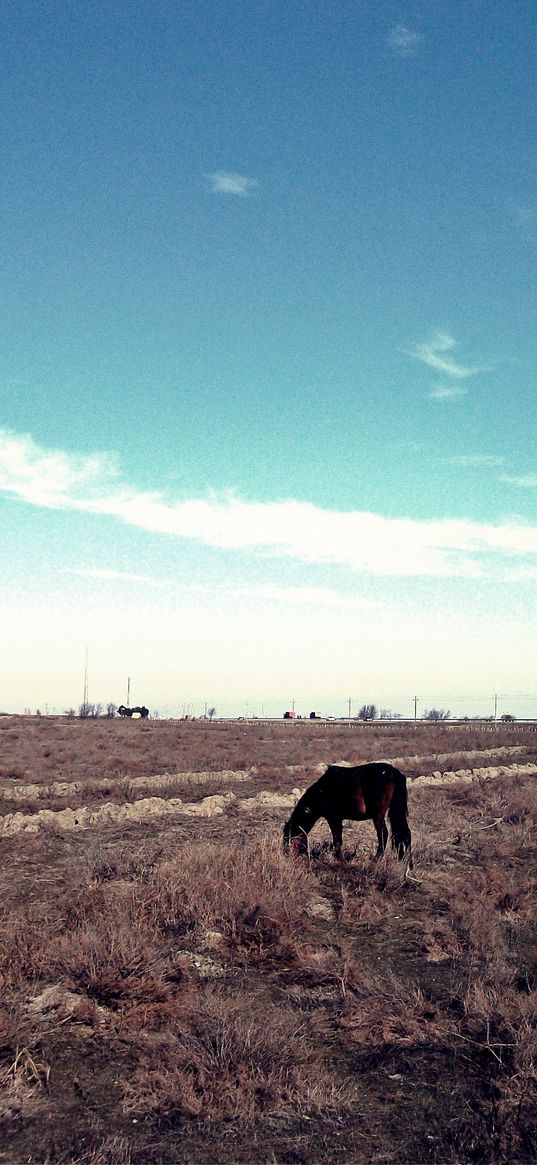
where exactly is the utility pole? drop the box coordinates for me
[127,676,131,706]
[83,648,89,708]
[413,695,419,722]
[348,697,352,719]
[494,693,498,722]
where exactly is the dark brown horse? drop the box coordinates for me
[283,762,412,864]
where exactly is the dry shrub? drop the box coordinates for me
[420,879,515,992]
[0,1004,17,1056]
[501,782,537,824]
[0,908,49,989]
[45,887,173,1009]
[340,962,443,1050]
[418,966,537,1161]
[147,836,318,952]
[82,777,137,805]
[452,975,537,1156]
[82,1138,133,1165]
[418,914,464,964]
[1,838,318,1035]
[368,848,413,892]
[49,923,158,1008]
[123,984,352,1122]
[443,867,537,989]
[495,818,536,860]
[0,1044,50,1124]
[41,1137,133,1165]
[60,879,110,930]
[461,978,537,1057]
[335,851,413,929]
[81,840,157,887]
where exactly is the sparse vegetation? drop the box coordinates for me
[357,703,378,720]
[0,716,536,1163]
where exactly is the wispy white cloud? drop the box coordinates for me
[66,568,171,588]
[2,428,537,581]
[411,332,485,380]
[447,454,504,467]
[429,385,468,401]
[235,585,383,609]
[500,473,537,488]
[208,171,258,196]
[387,23,423,57]
[66,571,381,610]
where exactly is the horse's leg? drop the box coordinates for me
[374,816,389,859]
[328,818,344,861]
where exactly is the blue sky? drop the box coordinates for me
[2,1,537,717]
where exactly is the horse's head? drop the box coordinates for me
[283,795,318,854]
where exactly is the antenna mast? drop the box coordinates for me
[83,648,89,708]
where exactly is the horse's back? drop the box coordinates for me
[319,762,404,807]
[321,761,401,788]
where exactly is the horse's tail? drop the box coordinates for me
[387,768,412,863]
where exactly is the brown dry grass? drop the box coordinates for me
[0,716,536,1163]
[1,711,536,788]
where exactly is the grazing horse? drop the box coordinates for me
[283,762,412,864]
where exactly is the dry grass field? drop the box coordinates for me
[0,716,536,1164]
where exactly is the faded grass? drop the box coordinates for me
[1,718,536,1163]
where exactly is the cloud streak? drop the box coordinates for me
[501,473,537,488]
[387,23,423,57]
[66,568,172,588]
[447,454,504,468]
[208,171,258,196]
[411,332,486,380]
[234,585,383,609]
[429,386,468,401]
[66,570,381,610]
[2,428,537,582]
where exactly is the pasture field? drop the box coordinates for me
[0,716,536,1164]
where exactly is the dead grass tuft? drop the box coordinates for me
[0,908,49,989]
[123,984,353,1122]
[147,836,318,953]
[42,1136,134,1165]
[339,961,444,1052]
[0,1044,50,1124]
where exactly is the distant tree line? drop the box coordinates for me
[356,705,452,721]
[66,703,118,719]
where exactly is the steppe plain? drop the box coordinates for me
[0,715,536,1165]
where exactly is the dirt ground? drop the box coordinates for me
[0,717,536,1164]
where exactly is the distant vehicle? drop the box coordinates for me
[117,705,149,719]
[309,712,321,719]
[283,710,297,719]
